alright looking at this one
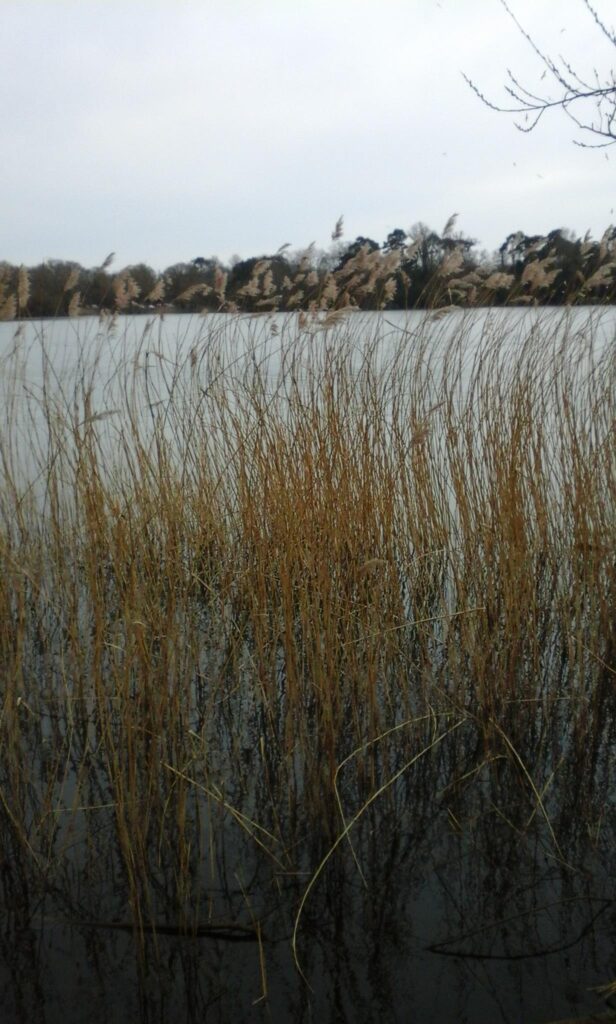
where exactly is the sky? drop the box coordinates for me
[2,0,614,270]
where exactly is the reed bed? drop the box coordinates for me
[0,308,614,954]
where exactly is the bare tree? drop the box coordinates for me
[464,0,616,147]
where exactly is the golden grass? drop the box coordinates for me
[0,307,613,944]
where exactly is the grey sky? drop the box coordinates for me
[2,0,614,270]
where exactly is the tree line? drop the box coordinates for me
[1,217,615,320]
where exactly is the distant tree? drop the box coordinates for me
[123,263,157,303]
[403,219,478,307]
[498,231,543,271]
[227,256,262,292]
[406,223,440,276]
[163,262,217,311]
[81,266,114,311]
[334,236,380,272]
[465,0,616,147]
[497,228,582,298]
[580,225,616,299]
[265,254,294,293]
[28,260,84,317]
[383,228,407,253]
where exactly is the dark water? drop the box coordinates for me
[2,707,615,1024]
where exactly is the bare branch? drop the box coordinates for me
[582,0,616,48]
[465,0,616,146]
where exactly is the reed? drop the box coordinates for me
[0,307,613,949]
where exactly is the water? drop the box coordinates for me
[2,724,614,1022]
[0,308,614,1023]
[1,306,614,430]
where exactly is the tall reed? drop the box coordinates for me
[0,308,613,929]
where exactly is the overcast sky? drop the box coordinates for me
[2,0,614,270]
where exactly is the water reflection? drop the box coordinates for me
[1,702,614,1023]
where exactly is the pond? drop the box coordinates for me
[0,308,614,1023]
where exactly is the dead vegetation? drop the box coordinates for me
[0,308,613,985]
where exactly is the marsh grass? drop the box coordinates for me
[0,307,614,970]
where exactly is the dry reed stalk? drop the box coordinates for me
[0,308,613,912]
[17,266,29,311]
[67,291,81,318]
[63,267,80,292]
